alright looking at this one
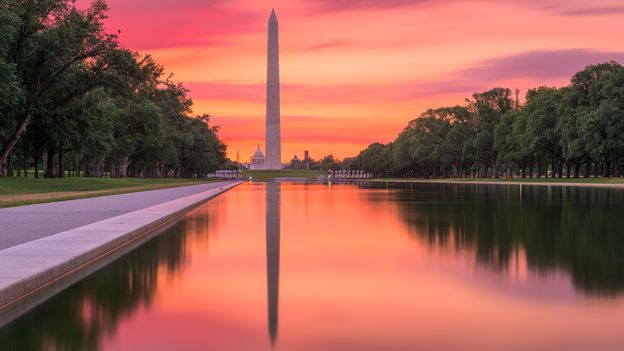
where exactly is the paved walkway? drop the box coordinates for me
[0,181,234,250]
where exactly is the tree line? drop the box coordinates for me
[0,0,227,178]
[346,62,624,179]
[286,153,344,171]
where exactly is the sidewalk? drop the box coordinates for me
[0,181,236,250]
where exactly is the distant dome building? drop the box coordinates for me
[288,155,302,169]
[250,144,265,170]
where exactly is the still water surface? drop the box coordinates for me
[2,182,624,350]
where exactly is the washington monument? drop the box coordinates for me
[265,9,281,169]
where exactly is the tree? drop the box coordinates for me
[558,87,588,178]
[467,88,514,177]
[523,87,563,177]
[0,0,228,178]
[494,110,516,177]
[0,0,23,172]
[0,0,119,175]
[352,143,393,176]
[318,154,342,171]
[567,62,624,177]
[438,106,473,177]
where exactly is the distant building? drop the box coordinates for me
[303,150,311,170]
[289,155,302,169]
[250,144,265,170]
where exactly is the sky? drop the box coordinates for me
[85,0,624,162]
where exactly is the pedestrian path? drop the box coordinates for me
[0,181,234,250]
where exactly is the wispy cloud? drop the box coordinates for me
[555,5,624,16]
[402,49,624,99]
[186,82,409,103]
[458,49,624,81]
[527,0,624,16]
[305,0,434,12]
[304,41,353,51]
[307,0,624,16]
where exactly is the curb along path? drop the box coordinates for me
[0,180,243,325]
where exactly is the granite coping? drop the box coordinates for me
[0,180,242,318]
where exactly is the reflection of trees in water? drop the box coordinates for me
[0,220,192,351]
[184,203,222,248]
[366,183,624,296]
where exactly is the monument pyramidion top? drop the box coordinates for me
[269,8,278,24]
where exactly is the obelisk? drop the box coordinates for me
[265,9,281,169]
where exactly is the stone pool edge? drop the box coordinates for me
[352,179,624,188]
[0,180,243,326]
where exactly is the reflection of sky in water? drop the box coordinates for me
[1,182,624,351]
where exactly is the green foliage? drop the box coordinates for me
[317,154,342,171]
[349,142,394,175]
[351,63,624,179]
[0,0,227,178]
[0,0,22,136]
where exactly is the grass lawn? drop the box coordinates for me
[0,177,213,207]
[242,169,326,182]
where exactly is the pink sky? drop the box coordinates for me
[87,0,624,162]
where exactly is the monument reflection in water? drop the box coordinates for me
[265,182,280,345]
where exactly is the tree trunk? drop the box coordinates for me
[565,162,571,178]
[45,151,56,178]
[57,150,64,178]
[34,157,39,179]
[0,111,34,176]
[83,158,90,177]
[6,151,13,177]
[97,158,104,177]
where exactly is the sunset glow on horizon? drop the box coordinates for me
[90,0,624,162]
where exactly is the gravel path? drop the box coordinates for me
[0,181,234,250]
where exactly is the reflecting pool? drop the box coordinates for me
[2,182,624,350]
